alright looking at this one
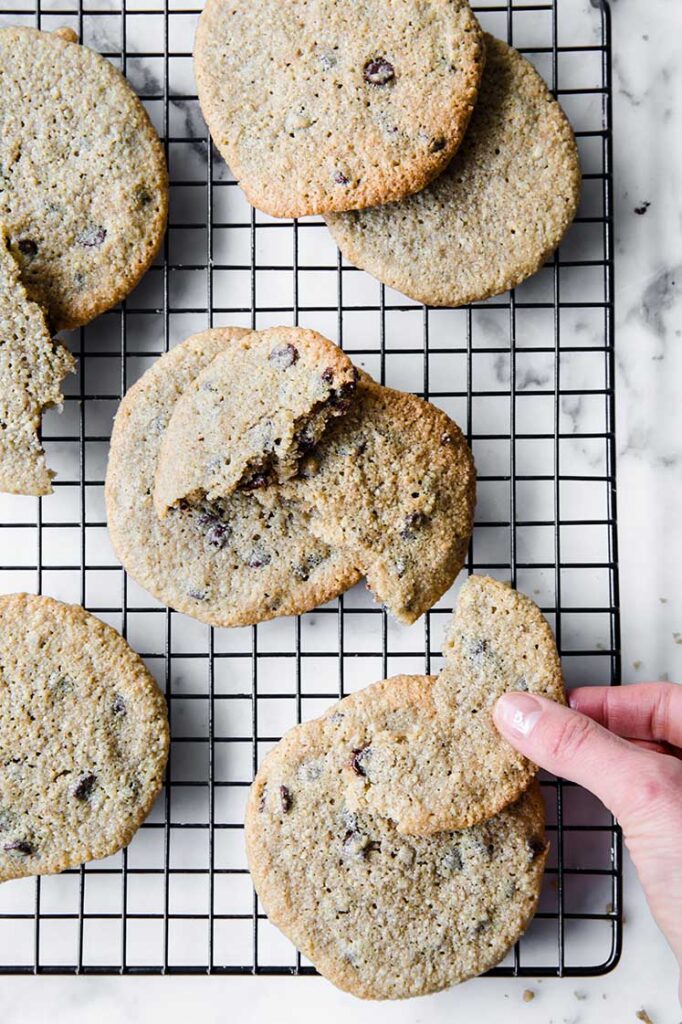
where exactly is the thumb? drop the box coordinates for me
[493,691,655,824]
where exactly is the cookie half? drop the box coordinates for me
[0,26,168,330]
[0,593,169,881]
[262,372,476,623]
[326,35,581,305]
[339,576,565,834]
[153,327,357,516]
[194,0,484,217]
[246,682,547,1000]
[105,329,361,627]
[0,228,75,495]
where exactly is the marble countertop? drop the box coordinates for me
[1,0,681,1020]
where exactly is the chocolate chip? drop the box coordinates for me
[634,201,650,216]
[440,432,454,445]
[240,472,270,491]
[73,774,97,801]
[3,840,33,856]
[269,343,298,369]
[332,170,349,186]
[17,239,38,257]
[349,746,370,777]
[330,368,359,409]
[429,137,447,153]
[77,226,107,248]
[321,367,335,385]
[363,57,395,86]
[112,695,126,716]
[198,513,231,549]
[247,549,271,569]
[279,785,292,813]
[400,511,429,540]
[527,837,547,862]
[469,638,489,659]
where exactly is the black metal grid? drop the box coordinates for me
[0,0,621,978]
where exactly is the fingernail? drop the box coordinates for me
[494,692,543,737]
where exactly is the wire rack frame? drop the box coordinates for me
[0,0,621,978]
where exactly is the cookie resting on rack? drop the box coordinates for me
[194,0,484,217]
[246,684,548,1000]
[326,35,581,306]
[0,593,169,882]
[0,26,168,330]
[105,328,361,627]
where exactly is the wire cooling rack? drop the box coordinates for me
[0,0,620,978]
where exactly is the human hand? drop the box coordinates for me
[494,683,682,996]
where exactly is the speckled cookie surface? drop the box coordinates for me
[326,35,581,306]
[0,26,168,330]
[154,327,357,516]
[0,227,75,496]
[259,373,475,623]
[106,329,361,628]
[246,682,547,1000]
[0,593,169,882]
[194,0,484,218]
[339,576,565,834]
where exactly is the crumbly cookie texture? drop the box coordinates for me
[194,0,484,218]
[0,26,168,330]
[258,372,475,623]
[153,327,357,517]
[326,34,581,306]
[246,680,548,1000]
[0,593,169,882]
[337,576,565,834]
[0,227,75,496]
[105,328,361,628]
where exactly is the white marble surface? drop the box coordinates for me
[1,0,681,1019]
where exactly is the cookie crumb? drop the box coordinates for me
[53,26,78,43]
[522,989,535,1002]
[633,660,642,670]
[636,1011,654,1024]
[574,989,587,1000]
[634,201,650,215]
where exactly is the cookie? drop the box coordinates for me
[259,372,476,623]
[194,0,484,218]
[338,576,565,834]
[326,35,581,306]
[153,327,357,517]
[0,26,168,330]
[246,678,548,1000]
[105,328,361,628]
[0,593,169,881]
[0,226,75,496]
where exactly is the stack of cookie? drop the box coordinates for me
[0,26,168,495]
[246,575,566,998]
[105,325,476,626]
[194,1,580,304]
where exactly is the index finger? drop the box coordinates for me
[568,682,682,749]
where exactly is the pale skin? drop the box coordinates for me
[494,683,682,999]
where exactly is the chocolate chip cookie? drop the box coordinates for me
[0,593,169,881]
[0,226,75,496]
[246,679,548,999]
[260,371,476,623]
[339,576,565,834]
[0,26,168,330]
[326,35,581,305]
[194,0,484,217]
[153,327,357,517]
[105,328,361,627]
